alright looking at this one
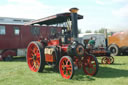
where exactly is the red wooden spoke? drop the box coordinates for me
[28,57,33,60]
[32,65,35,70]
[36,60,40,66]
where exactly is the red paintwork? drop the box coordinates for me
[46,39,70,62]
[0,24,61,50]
[45,54,56,62]
[47,39,70,54]
[73,56,82,69]
[47,39,60,46]
[61,44,69,53]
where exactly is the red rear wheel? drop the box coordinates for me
[83,54,99,76]
[26,41,45,72]
[59,56,74,79]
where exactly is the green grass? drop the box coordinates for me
[0,56,128,85]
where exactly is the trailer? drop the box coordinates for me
[108,31,128,56]
[0,22,61,61]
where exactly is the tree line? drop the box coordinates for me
[78,28,107,34]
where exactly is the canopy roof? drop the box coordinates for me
[26,12,83,25]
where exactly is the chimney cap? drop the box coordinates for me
[69,8,79,13]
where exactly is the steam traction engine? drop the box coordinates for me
[26,8,99,79]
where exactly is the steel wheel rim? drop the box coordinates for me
[110,57,114,64]
[83,56,96,76]
[102,57,107,64]
[59,57,73,79]
[102,57,111,64]
[27,43,41,72]
[111,47,116,53]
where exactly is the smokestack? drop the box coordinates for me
[69,8,79,39]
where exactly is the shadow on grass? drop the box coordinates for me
[96,66,128,78]
[98,63,126,65]
[73,69,95,81]
[43,67,95,81]
[43,66,59,73]
[43,64,128,80]
[110,63,126,65]
[12,57,26,62]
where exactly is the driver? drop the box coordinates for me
[88,37,95,49]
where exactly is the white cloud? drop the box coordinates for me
[0,0,58,19]
[112,0,128,3]
[96,0,104,5]
[112,5,128,17]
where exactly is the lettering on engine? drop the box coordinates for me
[44,47,56,62]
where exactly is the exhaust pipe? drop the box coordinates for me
[69,8,79,39]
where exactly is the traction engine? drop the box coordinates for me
[26,8,99,79]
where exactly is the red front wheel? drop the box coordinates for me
[26,41,45,72]
[101,57,111,64]
[59,56,74,79]
[83,54,99,76]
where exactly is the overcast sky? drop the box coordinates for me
[0,0,128,33]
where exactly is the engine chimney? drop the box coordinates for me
[69,8,79,39]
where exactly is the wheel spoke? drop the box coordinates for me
[66,69,68,76]
[33,47,37,54]
[66,65,72,70]
[62,65,66,68]
[36,60,40,66]
[67,67,72,70]
[32,65,35,70]
[28,57,33,60]
[36,53,40,59]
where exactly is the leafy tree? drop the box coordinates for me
[94,30,98,33]
[98,28,105,33]
[85,30,92,33]
[78,29,81,34]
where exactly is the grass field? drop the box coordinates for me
[0,56,128,85]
